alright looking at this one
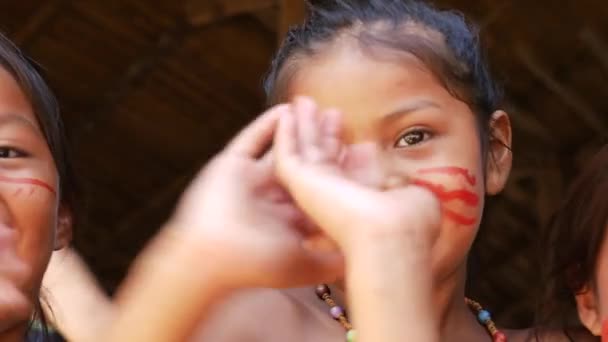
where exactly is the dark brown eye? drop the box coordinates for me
[394,130,431,147]
[0,147,25,158]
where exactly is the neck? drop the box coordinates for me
[433,265,489,341]
[335,263,491,341]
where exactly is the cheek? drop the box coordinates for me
[2,182,58,295]
[410,166,484,229]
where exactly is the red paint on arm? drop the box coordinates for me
[416,167,477,186]
[0,175,55,194]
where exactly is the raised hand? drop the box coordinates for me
[274,97,442,255]
[168,104,344,289]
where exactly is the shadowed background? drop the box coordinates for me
[1,0,607,328]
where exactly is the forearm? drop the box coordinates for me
[42,248,114,341]
[346,233,438,342]
[101,227,233,342]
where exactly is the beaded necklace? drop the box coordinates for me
[315,284,507,342]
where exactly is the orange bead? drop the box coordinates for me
[493,331,507,342]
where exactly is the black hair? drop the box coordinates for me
[0,32,77,341]
[263,0,503,154]
[536,145,608,340]
[0,33,76,210]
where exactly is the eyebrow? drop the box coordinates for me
[381,99,440,122]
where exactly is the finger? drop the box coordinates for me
[224,104,290,158]
[259,149,274,168]
[320,109,343,161]
[294,97,323,161]
[274,108,299,175]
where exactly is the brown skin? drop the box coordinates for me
[576,223,608,337]
[187,42,513,341]
[284,42,512,341]
[0,67,71,341]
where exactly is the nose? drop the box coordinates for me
[341,142,406,189]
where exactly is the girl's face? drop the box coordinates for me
[0,67,70,323]
[287,43,512,282]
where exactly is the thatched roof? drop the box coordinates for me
[1,0,606,327]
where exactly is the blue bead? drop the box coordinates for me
[477,310,491,324]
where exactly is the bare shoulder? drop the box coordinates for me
[506,327,598,342]
[189,288,303,342]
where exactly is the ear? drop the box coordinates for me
[54,204,73,250]
[575,287,602,336]
[485,110,513,195]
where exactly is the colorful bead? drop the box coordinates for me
[493,331,507,342]
[316,287,505,342]
[330,306,344,319]
[346,329,356,342]
[315,284,331,299]
[477,309,491,324]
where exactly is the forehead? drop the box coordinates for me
[288,43,456,120]
[0,67,39,127]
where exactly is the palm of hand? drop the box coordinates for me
[171,106,343,289]
[274,98,442,255]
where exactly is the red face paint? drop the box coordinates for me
[416,166,477,186]
[410,179,479,206]
[602,320,607,342]
[412,166,479,226]
[0,175,55,194]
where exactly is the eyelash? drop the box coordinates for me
[0,147,28,159]
[393,129,433,148]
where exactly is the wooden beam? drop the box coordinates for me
[114,168,198,235]
[580,28,608,74]
[516,45,608,136]
[278,0,307,43]
[13,0,68,47]
[185,0,276,27]
[75,22,191,138]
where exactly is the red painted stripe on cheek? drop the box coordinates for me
[416,166,477,186]
[443,209,477,226]
[0,175,56,194]
[411,179,479,206]
[602,320,607,342]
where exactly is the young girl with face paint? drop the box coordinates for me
[98,1,536,341]
[0,33,75,341]
[539,145,608,341]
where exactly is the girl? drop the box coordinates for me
[540,144,608,341]
[102,0,528,341]
[0,32,75,341]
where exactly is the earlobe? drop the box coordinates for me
[575,287,602,336]
[485,110,512,195]
[54,205,73,250]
